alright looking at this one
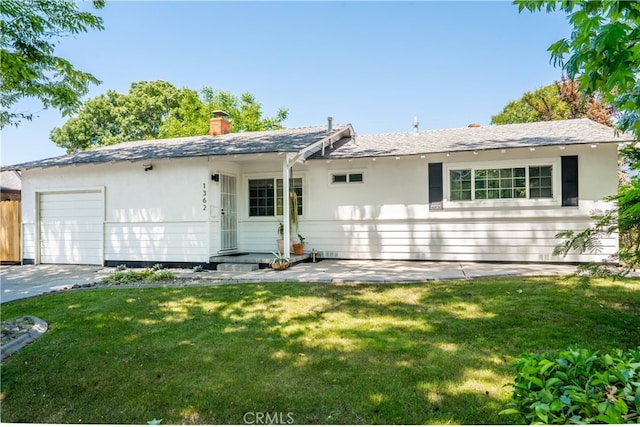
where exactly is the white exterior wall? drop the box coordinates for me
[22,158,219,265]
[238,144,619,263]
[21,142,619,265]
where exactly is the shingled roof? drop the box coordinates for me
[5,119,636,171]
[319,118,636,159]
[6,124,352,171]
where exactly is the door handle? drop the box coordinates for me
[220,208,225,215]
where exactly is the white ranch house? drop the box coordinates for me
[6,117,635,267]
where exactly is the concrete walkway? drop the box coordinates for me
[0,260,582,304]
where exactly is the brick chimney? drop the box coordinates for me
[209,110,231,136]
[468,123,481,128]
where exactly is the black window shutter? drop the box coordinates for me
[428,163,443,210]
[561,155,579,207]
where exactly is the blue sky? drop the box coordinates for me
[1,1,571,165]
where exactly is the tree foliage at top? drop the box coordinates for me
[491,76,613,126]
[158,87,289,139]
[516,0,640,139]
[0,0,105,128]
[50,80,289,153]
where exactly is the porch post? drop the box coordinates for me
[282,158,291,258]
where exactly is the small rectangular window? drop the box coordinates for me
[331,172,364,184]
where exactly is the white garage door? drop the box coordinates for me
[39,190,104,265]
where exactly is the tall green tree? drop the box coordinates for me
[0,0,105,128]
[158,88,288,138]
[491,77,613,126]
[516,0,640,139]
[50,80,289,153]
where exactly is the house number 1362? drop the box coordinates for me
[202,183,207,211]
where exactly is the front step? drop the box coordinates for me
[216,263,259,272]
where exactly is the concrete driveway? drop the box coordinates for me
[1,264,110,303]
[0,261,583,304]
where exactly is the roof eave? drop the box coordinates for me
[321,138,626,160]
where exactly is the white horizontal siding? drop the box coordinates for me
[105,222,209,263]
[238,215,618,263]
[22,223,36,260]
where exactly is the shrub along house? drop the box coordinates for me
[4,116,634,267]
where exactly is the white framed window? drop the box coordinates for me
[329,171,365,185]
[444,158,560,208]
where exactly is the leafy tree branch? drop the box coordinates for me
[0,0,105,128]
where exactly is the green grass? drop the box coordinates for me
[1,277,638,424]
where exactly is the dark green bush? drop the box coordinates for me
[501,347,640,424]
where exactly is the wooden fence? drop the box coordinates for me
[1,200,21,263]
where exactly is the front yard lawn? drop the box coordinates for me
[1,277,638,424]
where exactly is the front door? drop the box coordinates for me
[219,174,237,252]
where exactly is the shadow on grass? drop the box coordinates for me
[1,277,638,424]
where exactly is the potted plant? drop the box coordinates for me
[270,251,290,270]
[293,233,306,255]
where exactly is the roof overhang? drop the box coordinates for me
[287,124,355,166]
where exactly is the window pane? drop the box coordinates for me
[529,166,552,199]
[450,170,472,200]
[349,173,363,183]
[249,179,275,217]
[276,178,303,215]
[500,189,512,198]
[332,174,347,183]
[475,167,526,199]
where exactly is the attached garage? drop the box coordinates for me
[38,189,104,265]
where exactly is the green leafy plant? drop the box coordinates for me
[152,264,164,271]
[101,268,175,285]
[501,347,640,424]
[150,270,174,281]
[116,264,127,271]
[270,251,289,269]
[193,265,204,273]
